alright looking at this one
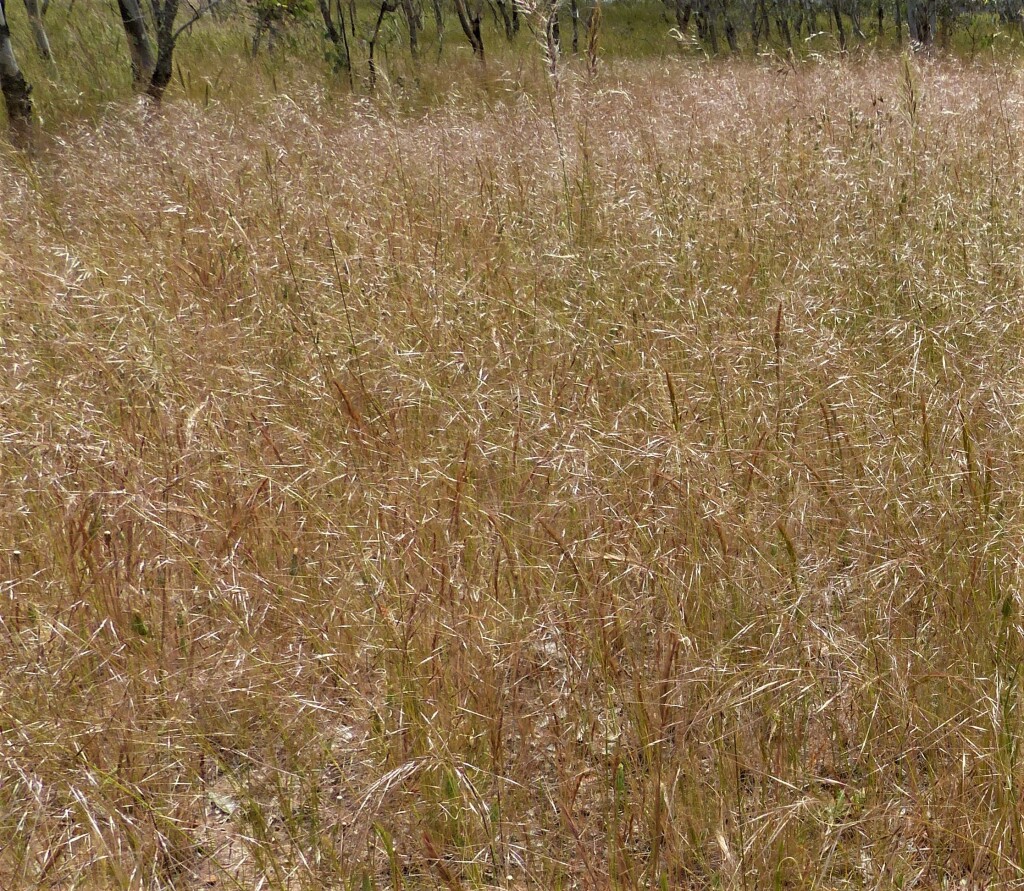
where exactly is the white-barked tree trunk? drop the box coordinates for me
[0,0,32,130]
[22,0,52,61]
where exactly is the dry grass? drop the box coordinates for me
[3,56,1024,889]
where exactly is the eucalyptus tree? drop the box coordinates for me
[399,0,420,55]
[367,0,397,85]
[369,0,421,58]
[144,0,224,102]
[452,0,484,59]
[0,0,32,130]
[22,0,51,61]
[316,0,352,73]
[907,0,937,42]
[147,0,181,100]
[117,0,156,88]
[495,0,519,40]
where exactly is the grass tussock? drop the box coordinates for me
[3,56,1024,889]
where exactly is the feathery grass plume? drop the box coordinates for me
[515,0,564,80]
[586,0,600,78]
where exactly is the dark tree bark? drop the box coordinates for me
[368,0,398,86]
[832,0,847,48]
[118,0,156,89]
[318,0,342,43]
[145,0,226,101]
[495,0,514,40]
[723,13,737,50]
[0,0,32,131]
[147,0,181,101]
[318,0,352,79]
[431,0,444,56]
[672,0,692,32]
[400,0,419,56]
[937,1,955,45]
[798,0,815,35]
[847,0,866,37]
[907,0,935,43]
[452,0,484,60]
[776,5,793,47]
[749,0,765,49]
[696,0,718,52]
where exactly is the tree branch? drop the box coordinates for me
[172,0,228,41]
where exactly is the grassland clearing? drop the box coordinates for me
[3,56,1024,889]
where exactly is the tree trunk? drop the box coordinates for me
[937,2,955,45]
[696,0,718,52]
[431,0,444,55]
[117,0,156,89]
[22,0,52,61]
[832,0,846,48]
[400,0,419,56]
[848,0,866,37]
[452,0,484,60]
[800,0,815,35]
[723,13,737,51]
[367,0,397,86]
[318,0,352,77]
[496,0,514,40]
[751,0,766,49]
[906,0,934,43]
[673,0,692,32]
[147,0,181,102]
[318,0,342,43]
[776,4,793,47]
[0,0,32,131]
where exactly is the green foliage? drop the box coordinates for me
[254,0,316,24]
[6,0,1024,126]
